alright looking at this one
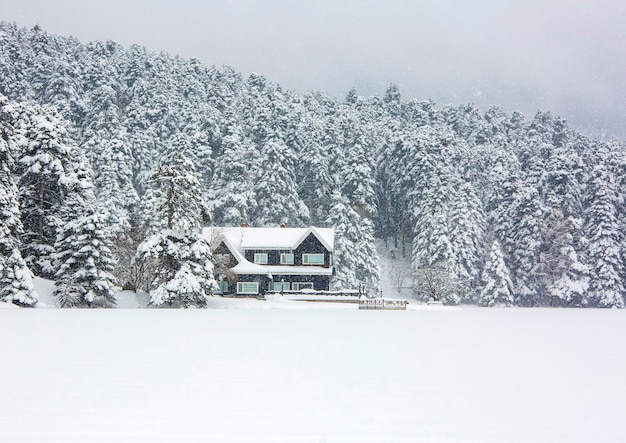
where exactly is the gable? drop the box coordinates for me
[206,226,334,267]
[295,233,328,254]
[213,241,232,256]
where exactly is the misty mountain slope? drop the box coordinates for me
[1,21,626,307]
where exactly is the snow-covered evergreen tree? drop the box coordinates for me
[412,174,454,271]
[298,125,334,224]
[135,230,216,308]
[93,139,137,236]
[253,132,309,227]
[53,193,117,308]
[208,124,257,225]
[0,249,38,307]
[448,180,485,298]
[141,151,209,232]
[326,191,380,294]
[541,194,588,306]
[0,94,38,306]
[14,104,76,277]
[340,136,377,219]
[584,164,624,308]
[135,151,217,307]
[479,239,515,307]
[508,186,545,306]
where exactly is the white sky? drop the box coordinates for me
[1,0,625,138]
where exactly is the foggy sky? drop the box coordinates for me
[1,0,625,138]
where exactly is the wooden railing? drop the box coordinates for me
[358,298,408,310]
[275,290,360,297]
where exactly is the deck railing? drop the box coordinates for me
[358,298,408,310]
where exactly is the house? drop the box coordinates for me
[205,226,335,296]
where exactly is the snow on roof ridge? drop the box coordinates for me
[215,225,334,250]
[309,226,335,250]
[206,226,335,274]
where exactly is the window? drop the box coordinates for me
[254,253,268,264]
[302,253,324,265]
[217,282,229,293]
[293,282,314,291]
[280,253,294,264]
[237,282,259,294]
[269,281,290,292]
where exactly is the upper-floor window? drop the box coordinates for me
[302,253,324,265]
[254,253,268,264]
[280,253,294,264]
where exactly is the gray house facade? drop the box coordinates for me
[206,226,335,295]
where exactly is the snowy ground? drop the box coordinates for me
[2,263,625,442]
[2,305,625,443]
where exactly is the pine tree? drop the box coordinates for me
[326,191,380,293]
[539,146,584,219]
[53,194,118,308]
[508,186,545,306]
[253,132,309,227]
[14,104,76,277]
[93,140,137,235]
[412,174,454,270]
[340,136,377,219]
[136,230,216,307]
[584,165,624,308]
[141,152,209,232]
[0,94,38,306]
[135,151,217,307]
[479,239,515,307]
[298,121,334,225]
[0,23,32,99]
[448,180,485,297]
[208,125,257,225]
[377,126,413,255]
[81,84,138,235]
[541,193,589,306]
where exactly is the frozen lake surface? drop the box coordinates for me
[1,307,625,442]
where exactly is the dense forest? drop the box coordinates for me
[1,22,626,308]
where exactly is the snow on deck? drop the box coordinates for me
[231,262,333,276]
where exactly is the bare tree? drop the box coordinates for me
[413,263,465,304]
[390,255,412,295]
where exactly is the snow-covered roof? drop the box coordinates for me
[202,226,335,276]
[205,226,334,253]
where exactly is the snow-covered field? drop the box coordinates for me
[2,305,625,443]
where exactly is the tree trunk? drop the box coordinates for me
[167,178,174,230]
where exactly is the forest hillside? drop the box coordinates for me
[1,22,625,307]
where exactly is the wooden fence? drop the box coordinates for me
[358,298,408,310]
